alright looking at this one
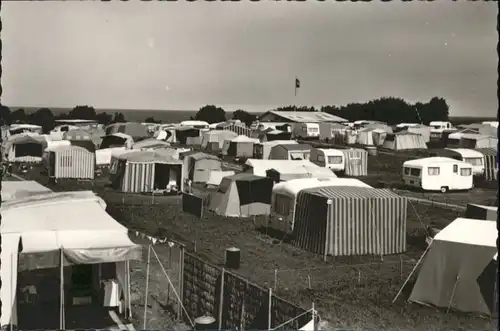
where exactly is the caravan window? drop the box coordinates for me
[309,127,319,133]
[410,168,421,177]
[327,156,343,164]
[403,167,410,175]
[274,194,290,215]
[460,168,472,176]
[428,167,440,176]
[453,165,458,173]
[464,157,483,166]
[317,155,325,162]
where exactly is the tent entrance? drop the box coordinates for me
[16,143,43,157]
[17,264,117,329]
[49,152,56,177]
[154,163,181,191]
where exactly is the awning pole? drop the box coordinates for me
[143,244,151,329]
[60,247,65,329]
[127,260,132,319]
[10,253,14,331]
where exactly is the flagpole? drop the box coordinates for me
[295,77,297,97]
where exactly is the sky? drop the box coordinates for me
[1,1,498,116]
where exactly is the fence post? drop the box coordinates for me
[268,288,272,330]
[218,268,225,330]
[178,244,185,321]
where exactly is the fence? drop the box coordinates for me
[182,252,312,330]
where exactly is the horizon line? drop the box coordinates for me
[3,105,496,119]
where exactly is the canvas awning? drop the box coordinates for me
[0,191,142,327]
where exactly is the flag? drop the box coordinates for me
[295,78,300,89]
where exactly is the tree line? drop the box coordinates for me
[191,97,449,126]
[0,96,450,134]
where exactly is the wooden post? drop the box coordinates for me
[178,244,185,321]
[274,269,278,290]
[167,246,172,303]
[268,288,272,330]
[60,248,65,330]
[218,268,225,330]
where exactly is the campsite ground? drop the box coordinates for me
[9,164,496,331]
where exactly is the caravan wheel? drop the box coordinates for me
[440,186,448,193]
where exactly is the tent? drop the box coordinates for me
[408,218,497,316]
[99,133,133,149]
[269,178,372,234]
[382,131,427,150]
[208,173,273,217]
[4,134,49,163]
[45,145,95,180]
[201,130,238,150]
[1,181,53,202]
[132,138,170,150]
[95,147,127,167]
[222,135,259,157]
[175,127,201,145]
[341,148,368,176]
[206,170,235,188]
[183,152,222,183]
[355,128,376,146]
[459,134,497,149]
[245,159,328,177]
[252,140,298,160]
[0,191,142,329]
[291,186,407,256]
[111,150,184,193]
[268,144,312,160]
[406,125,431,143]
[475,148,497,182]
[464,204,497,221]
[104,122,149,140]
[265,164,337,183]
[258,129,292,142]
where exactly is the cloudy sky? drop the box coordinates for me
[2,1,498,116]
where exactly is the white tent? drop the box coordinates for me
[0,191,142,328]
[407,218,497,316]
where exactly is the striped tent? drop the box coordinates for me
[112,150,184,193]
[46,145,95,179]
[341,148,368,176]
[293,186,407,256]
[475,148,498,182]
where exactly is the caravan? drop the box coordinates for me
[402,157,473,192]
[429,121,454,140]
[309,148,345,172]
[446,148,485,176]
[292,123,320,139]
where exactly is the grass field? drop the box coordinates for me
[7,161,497,331]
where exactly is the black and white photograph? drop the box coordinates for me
[0,1,498,330]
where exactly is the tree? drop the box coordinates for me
[112,112,126,123]
[67,105,97,120]
[95,112,113,126]
[29,108,55,133]
[0,104,12,126]
[144,117,161,124]
[193,105,226,124]
[321,96,450,125]
[232,109,256,127]
[11,108,27,123]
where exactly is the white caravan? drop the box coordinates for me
[446,148,485,176]
[402,157,473,192]
[429,121,454,140]
[292,123,320,139]
[309,148,345,172]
